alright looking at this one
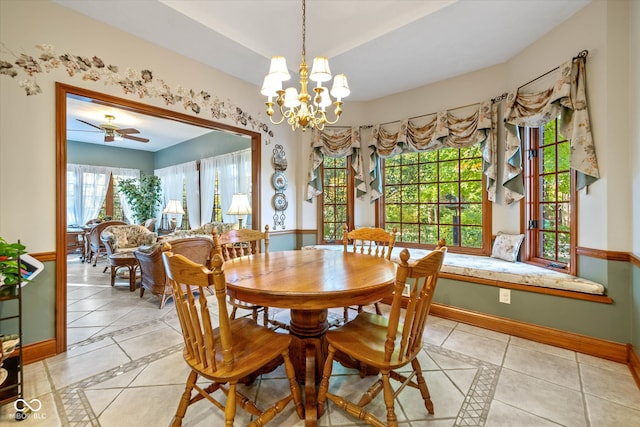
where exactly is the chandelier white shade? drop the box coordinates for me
[261,0,350,131]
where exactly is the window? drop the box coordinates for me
[319,156,353,243]
[98,176,125,221]
[524,116,575,273]
[381,144,489,253]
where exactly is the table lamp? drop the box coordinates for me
[163,199,185,231]
[227,193,251,229]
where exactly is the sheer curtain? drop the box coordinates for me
[67,163,112,225]
[216,149,252,224]
[199,156,217,226]
[155,161,199,229]
[111,167,140,223]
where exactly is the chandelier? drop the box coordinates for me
[260,0,350,132]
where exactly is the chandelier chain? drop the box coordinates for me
[261,0,349,131]
[301,0,306,60]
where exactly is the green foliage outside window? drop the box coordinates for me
[384,145,484,248]
[322,157,349,242]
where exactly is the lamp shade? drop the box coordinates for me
[163,199,185,215]
[310,56,332,83]
[261,74,282,97]
[330,73,350,100]
[283,87,301,108]
[268,56,291,81]
[227,194,252,216]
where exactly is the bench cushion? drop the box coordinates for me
[302,245,605,295]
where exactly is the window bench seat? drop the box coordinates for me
[301,245,609,301]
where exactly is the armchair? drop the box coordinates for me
[134,237,215,308]
[101,224,157,290]
[86,220,126,266]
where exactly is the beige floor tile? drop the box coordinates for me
[508,336,576,360]
[46,343,131,389]
[486,400,559,426]
[22,361,52,400]
[503,344,580,390]
[442,329,507,365]
[494,368,587,426]
[585,393,640,426]
[580,363,640,410]
[53,256,640,426]
[116,326,183,360]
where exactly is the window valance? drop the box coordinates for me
[306,127,364,202]
[502,56,599,205]
[368,101,497,202]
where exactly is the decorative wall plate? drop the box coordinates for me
[273,144,288,171]
[272,171,288,191]
[272,193,288,211]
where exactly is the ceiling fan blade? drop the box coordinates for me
[122,134,149,143]
[115,128,140,135]
[77,119,103,130]
[104,134,115,143]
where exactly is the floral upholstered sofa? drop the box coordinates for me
[167,222,236,240]
[101,224,157,255]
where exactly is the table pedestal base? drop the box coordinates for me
[287,309,329,426]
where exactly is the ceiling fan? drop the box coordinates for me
[75,114,150,143]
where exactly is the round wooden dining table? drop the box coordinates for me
[223,249,396,426]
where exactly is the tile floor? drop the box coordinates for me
[2,254,640,426]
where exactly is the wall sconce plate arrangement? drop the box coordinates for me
[261,0,349,132]
[272,144,287,230]
[272,171,288,191]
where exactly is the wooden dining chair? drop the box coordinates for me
[162,251,304,427]
[213,225,271,326]
[342,225,397,322]
[317,245,447,427]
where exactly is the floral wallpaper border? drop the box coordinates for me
[0,43,274,137]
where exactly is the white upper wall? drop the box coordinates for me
[0,0,636,254]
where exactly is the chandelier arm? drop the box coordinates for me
[262,0,347,132]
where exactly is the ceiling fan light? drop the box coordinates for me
[310,56,332,83]
[268,56,291,81]
[330,73,350,100]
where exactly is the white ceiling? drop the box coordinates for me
[58,0,591,150]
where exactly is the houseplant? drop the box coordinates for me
[0,238,27,293]
[116,175,162,224]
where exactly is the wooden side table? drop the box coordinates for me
[107,252,139,291]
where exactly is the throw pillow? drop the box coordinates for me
[491,233,524,262]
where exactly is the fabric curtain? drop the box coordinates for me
[111,167,140,223]
[66,163,112,225]
[502,57,599,205]
[155,162,199,229]
[306,127,364,202]
[216,149,252,224]
[368,101,496,202]
[199,156,217,226]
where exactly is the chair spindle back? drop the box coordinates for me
[213,225,269,260]
[343,225,397,260]
[387,246,446,362]
[162,252,233,372]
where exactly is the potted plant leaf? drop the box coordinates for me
[0,238,27,296]
[116,174,162,224]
